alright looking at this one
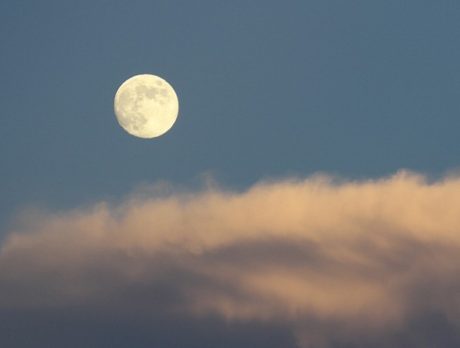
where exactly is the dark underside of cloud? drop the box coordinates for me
[2,172,460,347]
[1,309,459,348]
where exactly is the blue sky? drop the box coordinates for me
[2,1,460,226]
[1,1,460,347]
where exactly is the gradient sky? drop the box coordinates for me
[2,0,460,226]
[1,1,460,347]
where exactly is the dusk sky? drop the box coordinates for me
[1,1,460,347]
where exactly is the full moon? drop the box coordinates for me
[114,74,179,138]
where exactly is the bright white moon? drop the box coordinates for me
[114,74,179,138]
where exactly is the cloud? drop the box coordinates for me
[2,171,460,347]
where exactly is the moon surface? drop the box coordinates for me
[114,74,179,138]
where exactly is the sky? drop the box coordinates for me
[1,1,460,347]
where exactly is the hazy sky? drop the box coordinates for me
[1,1,460,347]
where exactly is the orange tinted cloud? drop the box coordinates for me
[1,171,460,346]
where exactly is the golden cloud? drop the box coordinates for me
[2,171,460,346]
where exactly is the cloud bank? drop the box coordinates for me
[2,171,460,347]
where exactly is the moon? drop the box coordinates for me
[114,74,179,138]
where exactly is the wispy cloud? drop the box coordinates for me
[2,171,460,347]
